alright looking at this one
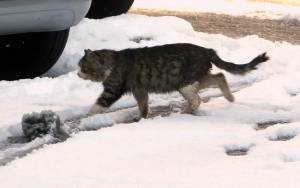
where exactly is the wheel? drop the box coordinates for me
[0,29,69,80]
[86,0,134,19]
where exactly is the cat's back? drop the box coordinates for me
[115,43,212,92]
[133,43,204,54]
[118,43,207,66]
[118,43,204,55]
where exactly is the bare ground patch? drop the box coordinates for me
[130,8,300,45]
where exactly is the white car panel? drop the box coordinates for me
[0,0,92,35]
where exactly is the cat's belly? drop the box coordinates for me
[127,71,196,93]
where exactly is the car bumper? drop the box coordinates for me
[0,0,92,35]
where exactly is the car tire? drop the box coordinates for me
[0,29,69,80]
[86,0,134,19]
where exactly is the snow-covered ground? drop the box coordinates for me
[132,0,300,20]
[0,11,300,188]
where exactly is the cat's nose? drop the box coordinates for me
[78,61,82,67]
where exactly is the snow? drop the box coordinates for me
[1,116,300,188]
[0,11,300,188]
[132,0,300,20]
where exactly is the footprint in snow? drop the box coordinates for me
[268,127,299,141]
[224,144,254,156]
[255,120,290,130]
[130,36,153,44]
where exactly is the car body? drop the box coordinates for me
[0,0,134,80]
[0,0,92,35]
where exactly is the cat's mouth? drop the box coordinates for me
[77,70,89,80]
[77,70,100,82]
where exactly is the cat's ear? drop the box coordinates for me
[84,49,93,55]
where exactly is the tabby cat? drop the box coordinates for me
[78,43,269,118]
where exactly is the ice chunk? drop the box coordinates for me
[21,110,69,141]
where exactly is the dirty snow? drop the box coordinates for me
[0,13,300,187]
[132,0,300,20]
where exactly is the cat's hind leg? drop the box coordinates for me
[132,89,149,118]
[179,82,201,114]
[199,73,235,102]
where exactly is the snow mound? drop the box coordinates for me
[47,14,195,76]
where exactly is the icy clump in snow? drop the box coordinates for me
[21,110,70,141]
[22,110,59,140]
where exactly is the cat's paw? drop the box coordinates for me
[226,94,235,103]
[181,107,193,114]
[140,107,150,119]
[88,104,108,116]
[202,97,210,103]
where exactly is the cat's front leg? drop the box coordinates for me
[88,83,125,116]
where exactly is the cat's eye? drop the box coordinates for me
[81,67,89,73]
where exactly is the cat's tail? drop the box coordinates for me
[209,49,269,75]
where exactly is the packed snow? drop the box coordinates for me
[132,0,300,20]
[0,12,300,187]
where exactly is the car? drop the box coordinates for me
[0,0,134,80]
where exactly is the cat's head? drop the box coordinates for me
[78,49,114,82]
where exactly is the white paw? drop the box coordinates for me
[88,104,107,116]
[202,97,210,103]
